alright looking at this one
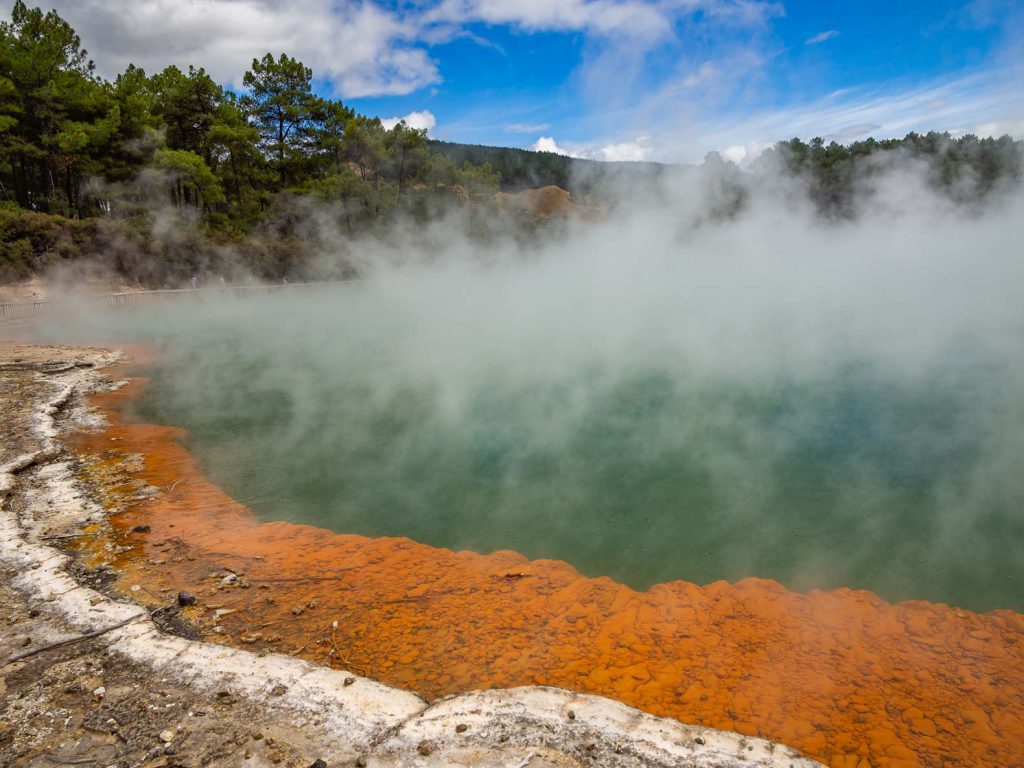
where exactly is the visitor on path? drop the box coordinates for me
[190,275,198,290]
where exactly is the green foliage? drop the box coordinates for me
[0,2,502,251]
[0,203,98,279]
[153,148,224,211]
[762,132,1023,216]
[240,53,319,184]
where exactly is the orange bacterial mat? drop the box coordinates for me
[67,365,1024,768]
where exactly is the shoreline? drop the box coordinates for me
[4,340,1024,767]
[0,341,822,768]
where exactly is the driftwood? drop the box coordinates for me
[5,613,144,664]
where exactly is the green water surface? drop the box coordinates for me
[118,296,1024,613]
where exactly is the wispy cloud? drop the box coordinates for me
[673,62,720,90]
[690,67,1024,162]
[805,29,839,45]
[505,123,552,134]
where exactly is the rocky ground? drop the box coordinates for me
[0,339,823,768]
[0,344,340,768]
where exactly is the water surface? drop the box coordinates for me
[98,287,1024,611]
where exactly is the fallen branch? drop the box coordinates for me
[5,612,144,664]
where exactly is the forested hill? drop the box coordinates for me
[0,1,1021,288]
[428,140,667,193]
[432,131,1023,204]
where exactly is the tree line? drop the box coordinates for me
[759,132,1023,217]
[0,1,500,230]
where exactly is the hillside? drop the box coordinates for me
[428,140,668,194]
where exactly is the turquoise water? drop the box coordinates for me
[112,290,1024,612]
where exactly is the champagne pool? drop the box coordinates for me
[59,282,1024,613]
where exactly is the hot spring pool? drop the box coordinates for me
[89,283,1024,613]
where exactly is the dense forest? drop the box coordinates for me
[0,1,1021,286]
[0,1,501,283]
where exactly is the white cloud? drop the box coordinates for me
[17,0,783,99]
[530,135,653,162]
[531,136,577,156]
[720,140,771,166]
[594,137,653,161]
[505,123,552,133]
[970,119,1024,138]
[18,0,439,98]
[805,29,839,45]
[380,110,437,132]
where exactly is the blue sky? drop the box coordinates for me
[26,0,1024,163]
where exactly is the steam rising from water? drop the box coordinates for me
[45,161,1024,610]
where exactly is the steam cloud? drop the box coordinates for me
[39,155,1024,612]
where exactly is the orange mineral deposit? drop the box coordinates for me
[67,365,1024,768]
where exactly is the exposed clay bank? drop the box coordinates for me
[67,358,1024,768]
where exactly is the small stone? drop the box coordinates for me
[130,585,141,592]
[93,686,106,699]
[355,758,367,768]
[164,745,178,756]
[309,760,328,768]
[270,684,288,696]
[28,609,40,618]
[20,637,30,647]
[131,524,151,533]
[567,710,576,720]
[159,730,174,743]
[177,591,196,607]
[219,574,238,588]
[416,741,433,756]
[455,723,468,733]
[694,736,705,745]
[254,733,263,741]
[343,677,355,687]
